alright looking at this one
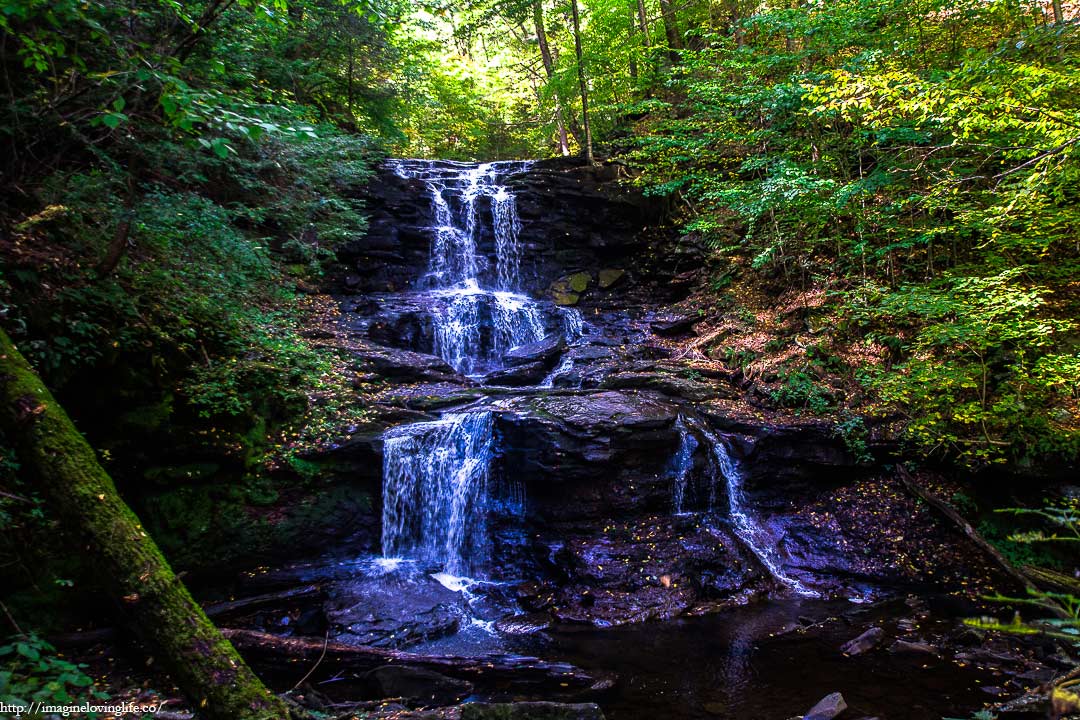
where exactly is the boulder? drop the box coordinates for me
[461,702,605,720]
[597,268,625,289]
[650,313,698,336]
[484,361,550,386]
[888,639,939,656]
[803,692,847,720]
[840,626,884,656]
[567,272,593,292]
[353,345,465,383]
[504,334,566,367]
[326,571,463,649]
[371,665,473,705]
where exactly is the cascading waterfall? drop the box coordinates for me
[381,411,494,577]
[378,159,567,579]
[560,307,585,340]
[390,159,547,375]
[680,417,818,597]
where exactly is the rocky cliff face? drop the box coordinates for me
[188,158,1015,650]
[337,158,676,299]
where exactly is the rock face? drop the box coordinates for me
[337,158,668,296]
[503,334,565,367]
[515,514,765,626]
[497,391,682,521]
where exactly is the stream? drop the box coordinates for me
[211,159,1029,719]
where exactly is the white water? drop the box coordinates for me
[381,411,494,577]
[388,160,548,375]
[670,416,699,514]
[379,160,579,580]
[679,417,818,597]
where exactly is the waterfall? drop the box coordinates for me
[491,186,523,291]
[560,307,585,340]
[683,418,818,597]
[381,411,494,577]
[670,417,699,514]
[429,282,545,376]
[390,160,549,375]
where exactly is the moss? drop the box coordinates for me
[553,291,580,306]
[568,271,593,293]
[0,329,293,720]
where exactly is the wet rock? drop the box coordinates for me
[650,313,698,336]
[326,572,463,649]
[889,639,939,656]
[485,361,550,386]
[496,391,682,521]
[597,268,625,289]
[599,372,727,401]
[494,612,553,635]
[841,627,884,656]
[371,665,473,705]
[504,334,566,367]
[803,692,847,720]
[460,701,605,720]
[353,345,465,383]
[517,514,766,626]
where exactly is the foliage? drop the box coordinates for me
[0,634,105,707]
[617,0,1080,467]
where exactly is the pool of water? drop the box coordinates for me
[529,599,996,720]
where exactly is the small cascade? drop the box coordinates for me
[670,417,699,514]
[491,186,523,291]
[560,307,586,341]
[540,354,574,388]
[381,411,495,577]
[684,418,818,596]
[429,283,545,375]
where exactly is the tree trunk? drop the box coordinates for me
[636,0,651,46]
[627,3,639,80]
[221,628,612,690]
[658,0,683,62]
[0,329,293,720]
[569,0,593,164]
[533,1,572,154]
[97,172,137,278]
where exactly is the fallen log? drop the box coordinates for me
[221,628,614,692]
[895,466,1071,620]
[202,584,323,618]
[49,585,325,648]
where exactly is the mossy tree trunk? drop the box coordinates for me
[0,329,293,720]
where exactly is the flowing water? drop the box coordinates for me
[202,160,1018,719]
[381,411,495,577]
[380,160,561,578]
[696,420,819,597]
[388,159,545,376]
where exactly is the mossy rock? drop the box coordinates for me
[598,268,625,289]
[549,278,581,306]
[568,272,593,293]
[553,291,580,306]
